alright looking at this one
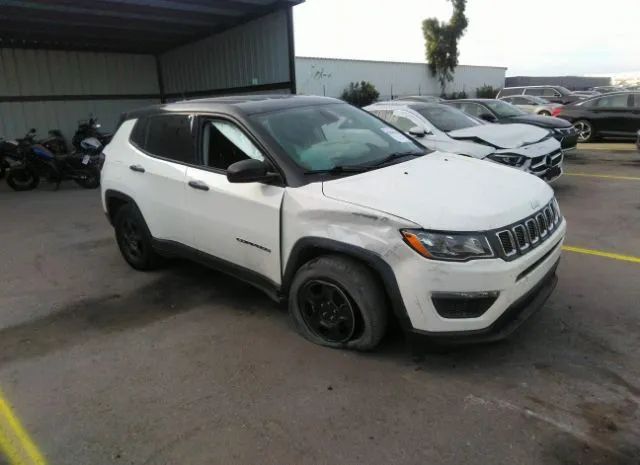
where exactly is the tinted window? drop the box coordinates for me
[632,94,640,108]
[202,120,264,171]
[512,97,530,104]
[524,88,545,96]
[499,88,523,97]
[594,94,631,108]
[415,105,482,132]
[252,103,425,171]
[130,117,148,147]
[143,115,195,163]
[542,88,561,97]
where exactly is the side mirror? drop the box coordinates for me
[480,113,497,122]
[409,126,431,137]
[227,159,279,184]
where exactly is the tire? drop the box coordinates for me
[288,255,388,351]
[538,110,551,116]
[6,167,40,191]
[573,119,594,143]
[114,204,162,271]
[0,160,7,180]
[74,167,100,189]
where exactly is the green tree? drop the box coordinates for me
[422,0,469,95]
[340,81,380,107]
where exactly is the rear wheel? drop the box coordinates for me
[7,167,40,191]
[288,255,388,351]
[538,110,551,116]
[0,160,7,180]
[114,204,162,270]
[573,120,594,143]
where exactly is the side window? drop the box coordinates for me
[499,88,522,97]
[542,88,561,97]
[501,97,514,103]
[390,111,418,132]
[130,117,148,147]
[524,88,545,96]
[594,94,631,108]
[633,94,640,108]
[202,119,264,171]
[377,110,393,122]
[144,115,195,164]
[513,97,528,105]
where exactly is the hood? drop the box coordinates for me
[506,114,572,129]
[322,152,553,231]
[448,123,550,149]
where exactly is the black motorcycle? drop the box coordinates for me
[6,140,101,191]
[72,117,112,151]
[1,130,38,182]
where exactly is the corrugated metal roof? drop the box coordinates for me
[0,0,303,54]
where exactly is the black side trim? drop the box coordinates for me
[103,189,137,225]
[283,237,412,329]
[286,7,297,95]
[152,239,281,303]
[163,82,292,101]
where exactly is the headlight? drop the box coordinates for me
[401,230,495,262]
[488,153,526,167]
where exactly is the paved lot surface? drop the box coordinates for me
[0,149,639,465]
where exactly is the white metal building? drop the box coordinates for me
[0,1,301,142]
[296,56,507,100]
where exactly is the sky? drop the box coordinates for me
[293,0,640,76]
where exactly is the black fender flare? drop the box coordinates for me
[104,189,139,225]
[282,237,412,330]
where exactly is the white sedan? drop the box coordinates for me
[366,101,564,182]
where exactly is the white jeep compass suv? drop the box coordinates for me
[101,95,566,351]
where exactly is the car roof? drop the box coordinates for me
[368,100,446,111]
[444,99,496,103]
[122,95,343,120]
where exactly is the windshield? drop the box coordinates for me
[484,100,526,117]
[251,103,426,171]
[415,105,482,132]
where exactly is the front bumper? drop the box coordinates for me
[391,219,566,339]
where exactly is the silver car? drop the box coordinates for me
[499,95,562,116]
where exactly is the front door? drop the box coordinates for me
[185,117,284,285]
[591,93,633,137]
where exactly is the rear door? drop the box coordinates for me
[629,93,640,134]
[126,114,194,244]
[590,94,634,136]
[184,116,284,285]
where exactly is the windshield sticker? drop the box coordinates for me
[381,127,411,143]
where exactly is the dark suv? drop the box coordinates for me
[497,86,583,105]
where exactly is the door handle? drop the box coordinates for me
[188,180,210,191]
[129,164,145,173]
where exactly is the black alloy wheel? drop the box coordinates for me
[298,279,357,343]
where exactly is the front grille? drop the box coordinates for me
[529,150,563,176]
[495,199,562,260]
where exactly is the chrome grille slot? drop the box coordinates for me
[544,207,554,228]
[526,219,539,244]
[494,199,561,259]
[497,231,516,256]
[537,213,548,237]
[513,225,529,250]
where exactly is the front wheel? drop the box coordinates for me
[573,120,594,143]
[288,255,388,351]
[7,167,40,191]
[74,167,100,189]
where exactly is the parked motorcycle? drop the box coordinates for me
[6,141,101,191]
[0,130,38,181]
[72,117,112,151]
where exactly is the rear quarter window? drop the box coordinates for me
[130,114,195,164]
[499,88,523,97]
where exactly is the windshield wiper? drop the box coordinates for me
[304,165,372,175]
[367,151,425,167]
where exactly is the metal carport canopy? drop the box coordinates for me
[0,0,303,54]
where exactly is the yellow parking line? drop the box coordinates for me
[0,389,46,465]
[565,173,640,181]
[563,246,640,264]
